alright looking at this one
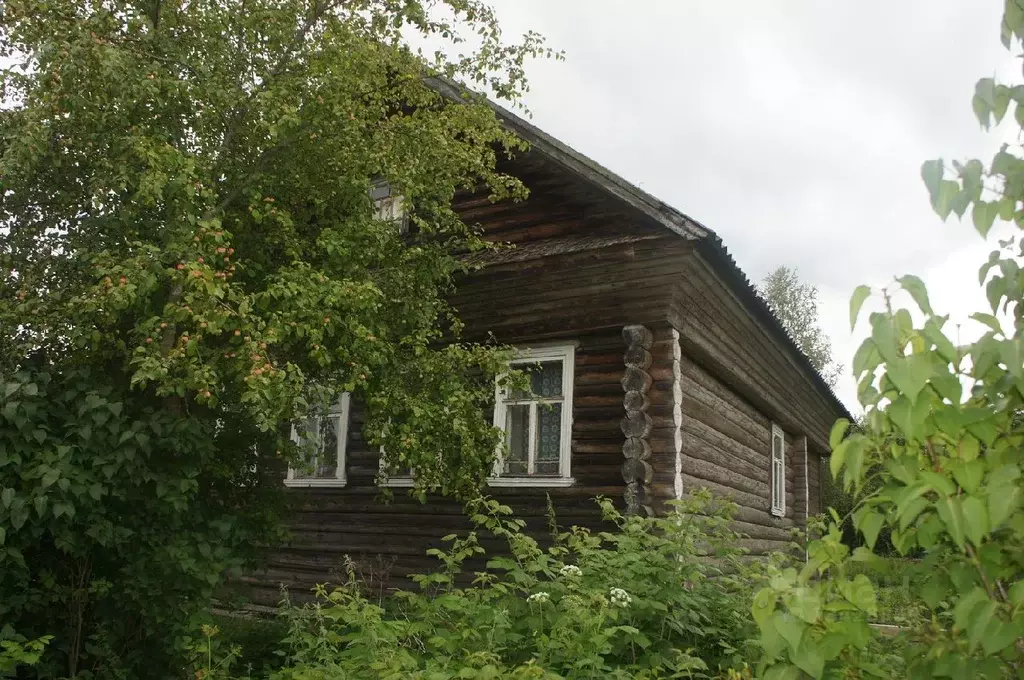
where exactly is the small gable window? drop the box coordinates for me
[491,344,575,487]
[370,179,408,234]
[770,423,786,517]
[285,393,350,488]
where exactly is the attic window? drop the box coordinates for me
[770,423,786,517]
[285,393,350,488]
[370,179,408,234]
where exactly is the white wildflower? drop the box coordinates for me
[559,564,583,578]
[609,587,632,608]
[527,591,550,604]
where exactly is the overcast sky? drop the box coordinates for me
[486,0,1020,413]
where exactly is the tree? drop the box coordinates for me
[758,265,842,386]
[0,0,555,674]
[746,5,1024,677]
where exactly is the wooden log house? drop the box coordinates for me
[246,88,852,605]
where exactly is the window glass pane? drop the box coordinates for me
[504,404,530,475]
[315,414,339,478]
[511,360,562,400]
[772,433,784,461]
[295,414,340,479]
[531,361,562,398]
[535,403,562,474]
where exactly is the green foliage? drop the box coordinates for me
[1,1,558,675]
[0,368,285,677]
[746,5,1024,676]
[0,630,51,676]
[757,266,842,386]
[195,492,771,679]
[1,0,557,495]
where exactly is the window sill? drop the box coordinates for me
[380,477,576,489]
[284,479,348,488]
[487,477,576,488]
[770,507,786,518]
[380,478,416,488]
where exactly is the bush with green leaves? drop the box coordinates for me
[743,4,1024,677]
[194,491,771,680]
[0,368,285,677]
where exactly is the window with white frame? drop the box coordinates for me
[285,393,350,488]
[770,423,786,517]
[370,179,408,234]
[491,344,575,487]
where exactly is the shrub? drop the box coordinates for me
[197,491,774,679]
[0,368,283,677]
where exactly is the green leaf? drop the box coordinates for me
[0,488,13,509]
[10,503,27,531]
[792,638,825,679]
[829,419,850,450]
[950,459,984,493]
[972,200,998,237]
[953,586,988,632]
[973,94,991,128]
[935,180,961,220]
[897,274,932,315]
[838,574,877,615]
[921,159,944,203]
[936,496,967,550]
[961,495,988,547]
[971,312,1002,334]
[786,588,821,624]
[774,613,806,654]
[752,588,778,632]
[1008,580,1024,607]
[885,354,932,404]
[854,509,884,550]
[33,495,48,519]
[849,285,871,330]
[851,339,882,378]
[763,665,802,680]
[988,485,1020,529]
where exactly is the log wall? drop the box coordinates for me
[249,330,641,605]
[677,353,800,555]
[670,254,839,456]
[243,147,848,602]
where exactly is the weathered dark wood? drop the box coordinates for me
[243,136,848,599]
[620,412,652,439]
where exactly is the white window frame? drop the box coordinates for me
[489,344,575,488]
[371,179,408,234]
[770,422,786,517]
[285,393,350,488]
